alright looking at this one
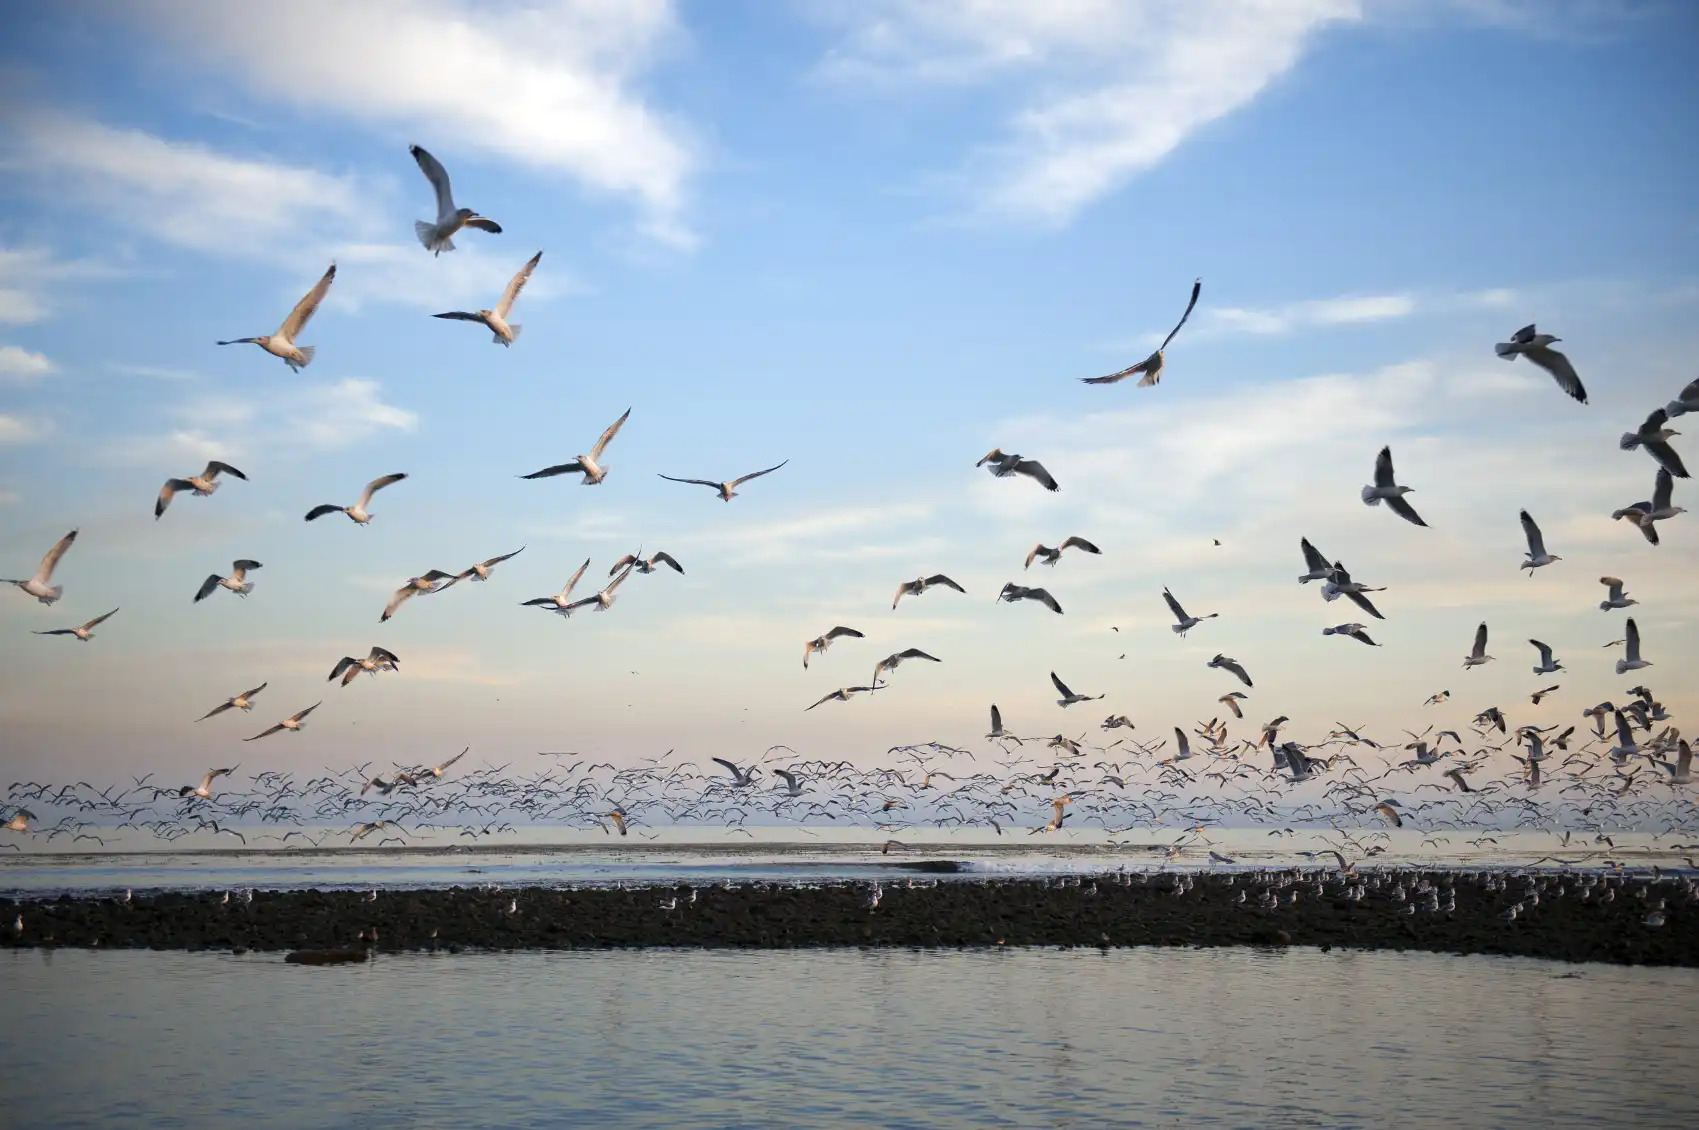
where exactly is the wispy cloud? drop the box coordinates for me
[814,0,1362,223]
[133,0,698,247]
[0,246,121,327]
[0,413,46,445]
[688,501,937,564]
[0,344,55,382]
[105,363,198,381]
[287,378,419,448]
[1210,294,1416,336]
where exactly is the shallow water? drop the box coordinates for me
[4,946,1692,1129]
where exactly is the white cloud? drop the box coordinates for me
[1210,293,1415,336]
[135,0,696,246]
[106,363,198,381]
[0,345,54,381]
[688,502,937,564]
[0,413,44,445]
[814,0,1362,223]
[287,378,419,448]
[0,246,121,326]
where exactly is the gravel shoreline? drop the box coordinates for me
[5,871,1693,965]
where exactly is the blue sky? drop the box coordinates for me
[1,0,1696,780]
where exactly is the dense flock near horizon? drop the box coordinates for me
[3,144,1697,859]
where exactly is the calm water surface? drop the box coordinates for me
[3,946,1690,1129]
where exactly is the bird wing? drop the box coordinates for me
[494,251,542,319]
[194,574,222,602]
[409,144,456,220]
[1013,459,1058,491]
[464,217,502,233]
[522,461,585,480]
[1624,618,1640,660]
[1520,510,1546,557]
[359,473,408,508]
[658,474,722,489]
[1050,671,1073,697]
[1162,587,1186,622]
[731,460,789,487]
[1033,588,1063,614]
[1300,537,1331,574]
[609,554,638,576]
[826,626,863,641]
[206,461,247,481]
[926,574,965,593]
[562,558,590,597]
[1473,622,1489,657]
[35,529,77,584]
[480,547,524,569]
[990,705,1003,734]
[1652,468,1674,511]
[245,724,285,741]
[1373,446,1396,489]
[243,682,267,699]
[1225,659,1251,687]
[1061,536,1100,554]
[156,479,191,518]
[1385,494,1427,527]
[82,608,119,631]
[602,563,635,595]
[712,757,741,777]
[328,657,357,682]
[1159,278,1203,351]
[432,311,486,323]
[382,585,417,621]
[33,628,75,636]
[1175,728,1191,758]
[196,701,235,721]
[232,559,262,578]
[589,408,632,460]
[1643,439,1690,479]
[1024,544,1045,569]
[304,504,344,521]
[899,648,940,662]
[279,264,336,339]
[1081,353,1156,385]
[1344,588,1384,620]
[292,702,322,722]
[650,552,684,573]
[1524,343,1586,403]
[1530,639,1553,665]
[804,691,841,711]
[1601,576,1623,597]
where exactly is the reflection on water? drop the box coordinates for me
[4,947,1692,1128]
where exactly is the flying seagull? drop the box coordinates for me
[1666,376,1699,418]
[1322,623,1379,646]
[329,646,401,687]
[560,564,635,614]
[179,766,238,799]
[1620,408,1690,478]
[1495,324,1586,403]
[522,559,591,613]
[805,685,881,710]
[1615,618,1651,676]
[33,607,118,642]
[409,144,502,256]
[453,547,525,584]
[658,460,788,501]
[1025,536,1100,569]
[196,683,267,722]
[997,583,1063,614]
[1207,654,1252,687]
[1163,587,1218,635]
[987,704,1016,742]
[156,461,247,519]
[871,648,941,687]
[520,409,631,485]
[1599,576,1637,611]
[1081,278,1202,387]
[1529,639,1562,676]
[893,574,966,609]
[1519,510,1560,572]
[432,250,541,346]
[1361,447,1427,527]
[1050,671,1103,707]
[1219,691,1248,718]
[1298,537,1336,584]
[245,703,321,742]
[381,570,460,621]
[1463,622,1494,669]
[608,551,682,576]
[711,758,759,787]
[195,560,261,602]
[1321,562,1386,619]
[4,529,77,605]
[216,263,335,371]
[976,449,1059,491]
[305,473,408,524]
[803,625,864,669]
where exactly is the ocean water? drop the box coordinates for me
[3,946,1692,1129]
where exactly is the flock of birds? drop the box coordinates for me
[3,143,1698,858]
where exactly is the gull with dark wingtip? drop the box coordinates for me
[1495,323,1586,403]
[216,263,335,371]
[521,409,631,485]
[409,144,502,256]
[433,250,541,346]
[305,473,408,524]
[156,461,246,519]
[1361,447,1427,527]
[1081,278,1201,387]
[659,460,788,501]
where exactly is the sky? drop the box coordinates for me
[1,0,1696,782]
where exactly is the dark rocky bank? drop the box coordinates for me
[4,871,1694,966]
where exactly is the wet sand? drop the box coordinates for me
[4,872,1692,965]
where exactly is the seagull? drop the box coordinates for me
[178,766,238,799]
[772,769,805,797]
[997,583,1063,614]
[1081,278,1201,387]
[1653,739,1693,784]
[1050,671,1103,708]
[805,685,882,710]
[1361,447,1427,526]
[329,646,401,687]
[1620,408,1689,478]
[658,460,788,501]
[871,648,941,687]
[1443,768,1475,794]
[803,626,864,669]
[409,144,502,256]
[609,550,682,576]
[1666,376,1699,418]
[453,547,525,584]
[4,529,76,605]
[1219,691,1248,718]
[1495,324,1586,403]
[1208,654,1252,687]
[976,449,1058,491]
[1322,623,1379,646]
[1529,639,1562,676]
[1615,618,1651,676]
[987,704,1018,742]
[33,607,118,642]
[419,748,468,779]
[1039,796,1072,832]
[521,559,591,613]
[350,820,405,844]
[1464,622,1494,669]
[1025,537,1100,569]
[520,409,631,485]
[560,564,635,614]
[216,263,335,371]
[245,703,320,742]
[893,574,966,609]
[1599,576,1637,611]
[1623,468,1687,532]
[195,560,262,602]
[381,571,460,621]
[1373,801,1404,828]
[711,758,759,788]
[4,810,35,833]
[1297,537,1337,584]
[1519,510,1560,572]
[196,683,267,722]
[304,473,408,524]
[1530,685,1561,705]
[432,250,541,346]
[1320,562,1386,619]
[1610,491,1663,546]
[156,461,247,519]
[1162,587,1218,636]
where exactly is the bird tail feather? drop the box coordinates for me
[415,221,451,254]
[1360,486,1380,504]
[296,345,315,368]
[1494,342,1517,359]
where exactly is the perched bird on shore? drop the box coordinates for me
[4,529,77,605]
[433,251,541,346]
[195,560,261,602]
[521,409,631,485]
[33,607,118,642]
[803,626,864,668]
[216,263,335,371]
[409,144,502,256]
[893,574,965,609]
[1081,278,1201,387]
[658,460,788,501]
[1495,323,1586,403]
[1362,447,1427,526]
[1025,537,1100,569]
[976,449,1059,491]
[304,473,408,524]
[156,462,247,519]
